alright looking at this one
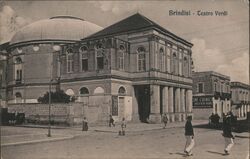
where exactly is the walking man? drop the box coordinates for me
[222,113,234,155]
[162,113,168,129]
[184,115,195,156]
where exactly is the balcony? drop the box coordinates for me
[15,79,22,84]
[214,91,231,100]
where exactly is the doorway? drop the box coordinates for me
[134,85,150,122]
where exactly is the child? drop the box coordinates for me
[109,115,115,127]
[119,117,126,136]
[162,113,168,129]
[82,117,88,131]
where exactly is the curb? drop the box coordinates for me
[1,135,74,147]
[93,126,183,133]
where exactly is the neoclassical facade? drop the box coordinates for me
[2,13,193,123]
[231,82,250,119]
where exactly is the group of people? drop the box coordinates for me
[83,112,235,156]
[183,112,235,156]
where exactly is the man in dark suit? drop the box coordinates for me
[222,113,234,155]
[184,115,194,156]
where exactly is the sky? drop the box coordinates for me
[0,0,249,84]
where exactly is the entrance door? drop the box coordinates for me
[134,85,150,122]
[118,97,125,120]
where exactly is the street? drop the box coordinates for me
[1,124,249,159]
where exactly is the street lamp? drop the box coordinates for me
[48,44,62,137]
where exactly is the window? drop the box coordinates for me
[66,48,74,73]
[15,57,22,64]
[79,87,89,95]
[137,47,146,71]
[198,83,204,93]
[81,59,88,71]
[183,57,188,76]
[118,45,125,70]
[15,92,22,98]
[118,86,126,95]
[118,52,124,70]
[15,92,22,103]
[79,45,88,52]
[15,57,23,82]
[214,83,217,92]
[97,57,104,70]
[173,53,178,74]
[16,69,22,81]
[159,47,165,72]
[81,52,88,72]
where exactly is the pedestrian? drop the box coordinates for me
[162,113,168,129]
[109,115,115,127]
[119,117,126,136]
[82,117,88,131]
[222,113,234,155]
[184,115,194,156]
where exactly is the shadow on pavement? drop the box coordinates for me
[207,150,225,156]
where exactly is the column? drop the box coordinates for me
[175,88,181,121]
[162,86,169,114]
[168,87,174,122]
[149,85,161,123]
[180,88,186,121]
[186,90,192,113]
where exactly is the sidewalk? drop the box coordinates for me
[2,120,248,147]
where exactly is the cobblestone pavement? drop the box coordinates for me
[1,122,249,159]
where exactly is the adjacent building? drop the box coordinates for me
[192,71,231,119]
[0,42,9,108]
[2,13,193,123]
[231,82,250,119]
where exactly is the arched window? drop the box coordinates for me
[65,89,75,96]
[66,48,74,73]
[79,45,88,53]
[118,86,126,95]
[94,87,104,94]
[137,46,146,71]
[159,47,165,72]
[15,57,22,64]
[15,92,22,98]
[79,87,89,95]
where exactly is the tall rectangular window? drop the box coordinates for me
[198,83,204,93]
[97,57,104,70]
[118,52,124,70]
[67,53,73,73]
[138,54,146,71]
[81,59,88,72]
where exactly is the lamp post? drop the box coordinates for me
[48,44,62,137]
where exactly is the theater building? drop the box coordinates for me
[231,82,250,119]
[3,13,193,123]
[192,71,231,119]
